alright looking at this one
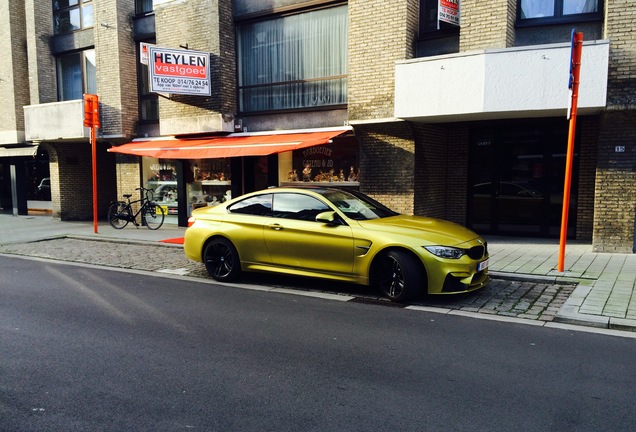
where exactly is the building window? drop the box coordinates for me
[138,61,159,122]
[135,0,153,15]
[237,5,348,113]
[56,49,96,101]
[137,43,159,122]
[420,0,461,33]
[518,0,602,24]
[417,0,460,57]
[53,0,94,34]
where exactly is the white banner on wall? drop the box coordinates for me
[149,46,211,96]
[439,0,460,26]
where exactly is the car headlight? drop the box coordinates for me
[424,246,466,259]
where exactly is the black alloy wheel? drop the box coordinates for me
[203,238,241,282]
[374,250,423,302]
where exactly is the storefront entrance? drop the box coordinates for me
[468,121,578,237]
[0,148,50,215]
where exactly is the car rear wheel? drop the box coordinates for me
[203,238,241,282]
[373,250,424,302]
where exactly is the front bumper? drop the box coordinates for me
[424,239,490,294]
[441,269,490,293]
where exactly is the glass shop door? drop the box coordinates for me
[468,122,578,237]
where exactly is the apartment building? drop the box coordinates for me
[0,0,634,252]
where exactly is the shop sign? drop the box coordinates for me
[439,0,460,26]
[149,46,211,96]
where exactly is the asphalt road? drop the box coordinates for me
[0,237,575,321]
[2,256,635,432]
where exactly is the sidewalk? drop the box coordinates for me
[0,213,186,245]
[1,213,635,331]
[486,236,636,331]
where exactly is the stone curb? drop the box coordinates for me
[66,234,184,248]
[554,303,636,332]
[489,270,580,285]
[0,234,184,249]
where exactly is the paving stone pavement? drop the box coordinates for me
[0,237,574,322]
[416,279,575,322]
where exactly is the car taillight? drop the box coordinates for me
[187,216,196,227]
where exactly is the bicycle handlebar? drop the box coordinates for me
[131,187,154,201]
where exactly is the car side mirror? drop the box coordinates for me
[316,211,339,225]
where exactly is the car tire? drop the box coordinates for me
[203,238,241,282]
[373,250,424,302]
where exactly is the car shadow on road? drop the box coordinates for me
[237,272,376,298]
[235,272,573,321]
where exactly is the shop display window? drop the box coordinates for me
[144,159,178,218]
[141,158,233,221]
[188,159,232,212]
[280,138,359,187]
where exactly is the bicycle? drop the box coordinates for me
[107,187,166,230]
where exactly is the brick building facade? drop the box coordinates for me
[1,0,634,253]
[593,0,636,251]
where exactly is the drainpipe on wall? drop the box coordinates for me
[10,164,17,216]
[175,161,189,228]
[9,162,27,216]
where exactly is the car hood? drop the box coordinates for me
[356,215,481,246]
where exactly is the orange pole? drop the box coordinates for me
[83,94,99,234]
[91,124,98,234]
[558,32,583,272]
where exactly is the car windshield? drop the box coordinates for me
[319,189,399,220]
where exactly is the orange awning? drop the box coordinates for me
[108,127,352,159]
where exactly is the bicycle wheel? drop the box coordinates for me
[143,202,165,230]
[108,202,130,229]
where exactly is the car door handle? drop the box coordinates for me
[268,223,283,231]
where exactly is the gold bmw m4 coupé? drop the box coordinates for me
[184,187,489,302]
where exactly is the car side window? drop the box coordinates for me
[228,194,273,216]
[273,193,329,221]
[500,183,519,197]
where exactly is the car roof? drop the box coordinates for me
[259,186,343,194]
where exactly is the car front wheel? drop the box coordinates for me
[373,250,424,302]
[203,238,241,282]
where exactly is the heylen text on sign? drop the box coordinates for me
[149,46,211,96]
